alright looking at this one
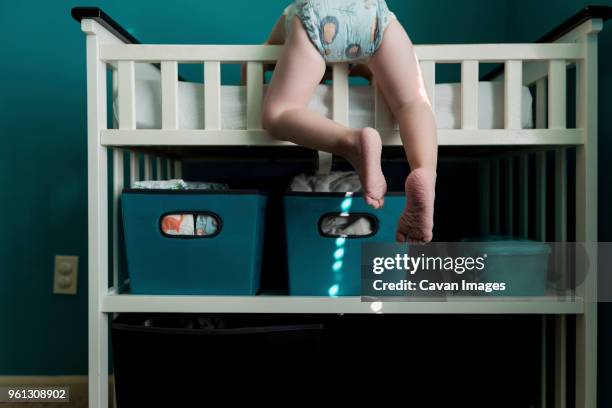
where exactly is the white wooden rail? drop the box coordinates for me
[101,42,585,151]
[505,156,513,236]
[101,43,582,62]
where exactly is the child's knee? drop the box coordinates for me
[261,103,283,133]
[261,106,275,131]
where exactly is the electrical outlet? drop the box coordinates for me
[54,255,78,295]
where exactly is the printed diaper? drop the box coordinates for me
[195,215,220,236]
[160,214,220,237]
[284,0,395,62]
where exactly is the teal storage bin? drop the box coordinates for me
[121,190,267,295]
[460,237,551,296]
[284,192,405,296]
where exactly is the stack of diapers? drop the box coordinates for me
[132,179,227,237]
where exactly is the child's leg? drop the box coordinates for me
[367,20,438,242]
[262,16,387,208]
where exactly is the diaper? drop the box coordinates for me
[161,214,195,236]
[160,214,220,237]
[284,0,395,63]
[195,215,220,236]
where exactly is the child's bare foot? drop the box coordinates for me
[396,168,436,243]
[351,127,387,208]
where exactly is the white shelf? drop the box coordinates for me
[102,292,583,315]
[101,128,584,148]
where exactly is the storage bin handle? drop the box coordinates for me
[318,212,379,238]
[159,211,222,239]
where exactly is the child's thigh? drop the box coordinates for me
[367,20,427,111]
[265,16,326,109]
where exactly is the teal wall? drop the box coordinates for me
[0,0,506,375]
[0,3,609,403]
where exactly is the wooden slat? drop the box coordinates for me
[374,81,393,130]
[540,316,547,408]
[575,60,582,133]
[555,148,568,242]
[111,69,118,128]
[505,60,523,129]
[554,147,568,408]
[555,147,568,282]
[112,148,124,289]
[117,61,135,129]
[155,157,162,180]
[143,154,152,180]
[505,157,514,236]
[491,159,500,235]
[318,63,350,174]
[333,64,349,125]
[246,62,264,129]
[129,152,139,185]
[479,159,490,236]
[518,154,529,238]
[548,60,567,129]
[536,78,547,129]
[174,160,182,179]
[420,61,436,108]
[555,315,567,408]
[161,61,179,130]
[574,30,598,408]
[461,60,479,129]
[204,61,222,130]
[535,151,546,241]
[166,159,173,180]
